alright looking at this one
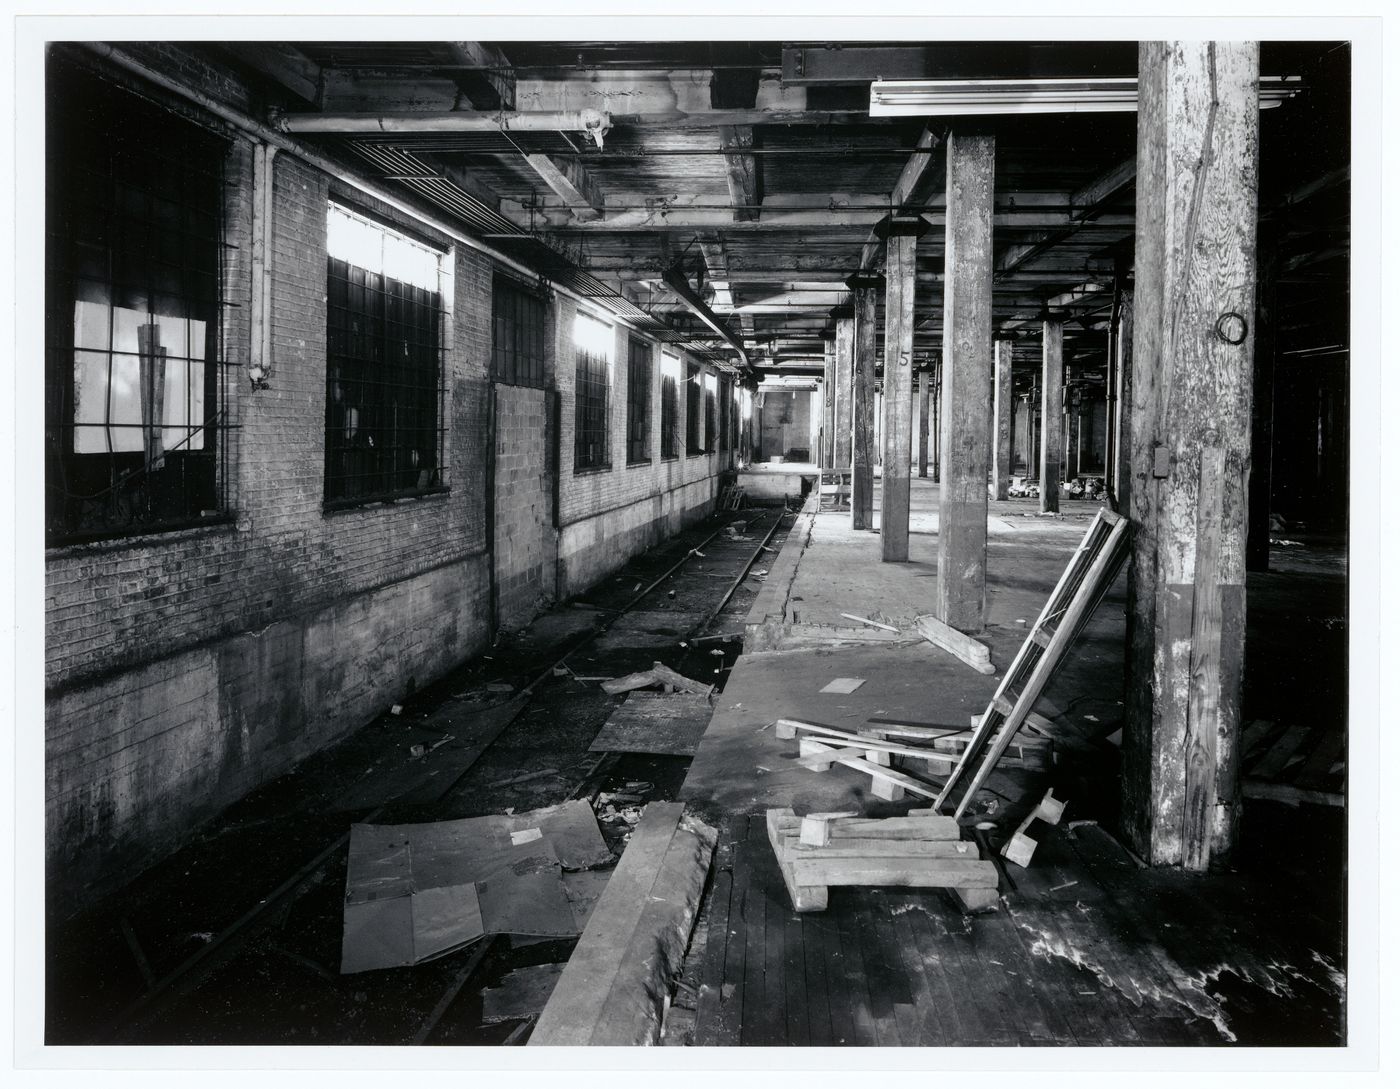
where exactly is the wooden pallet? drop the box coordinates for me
[1239,719,1345,807]
[934,508,1131,818]
[764,808,998,914]
[818,469,851,511]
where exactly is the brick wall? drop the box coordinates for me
[44,47,737,911]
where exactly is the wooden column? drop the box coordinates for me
[1039,321,1064,512]
[992,339,1014,499]
[833,314,855,470]
[848,274,880,528]
[917,369,931,477]
[1122,41,1259,869]
[820,339,836,467]
[1112,282,1135,508]
[1065,391,1081,483]
[1246,225,1278,571]
[935,131,995,629]
[880,217,922,562]
[930,358,941,482]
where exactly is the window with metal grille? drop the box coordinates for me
[626,337,652,464]
[718,376,730,452]
[705,372,717,453]
[685,361,702,455]
[660,353,680,459]
[574,312,612,470]
[492,275,548,387]
[45,66,234,545]
[324,203,447,507]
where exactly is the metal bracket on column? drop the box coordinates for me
[873,213,932,241]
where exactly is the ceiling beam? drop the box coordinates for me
[221,43,323,105]
[860,124,943,269]
[718,125,761,222]
[445,42,515,110]
[996,157,1135,276]
[661,262,751,371]
[521,153,605,220]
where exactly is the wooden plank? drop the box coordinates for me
[791,857,997,888]
[522,153,603,220]
[1249,723,1312,781]
[808,901,854,1045]
[1241,780,1344,807]
[914,613,995,674]
[935,129,996,628]
[764,809,828,912]
[781,891,811,1045]
[770,813,961,841]
[588,692,712,756]
[741,817,776,1046]
[881,224,918,562]
[833,902,880,1045]
[814,752,943,800]
[799,898,834,1045]
[1295,729,1345,790]
[856,896,903,1046]
[904,895,967,1044]
[887,897,947,1045]
[777,836,978,861]
[762,826,790,1045]
[796,733,958,765]
[691,866,734,1044]
[530,803,690,1046]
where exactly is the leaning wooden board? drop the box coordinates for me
[530,802,716,1045]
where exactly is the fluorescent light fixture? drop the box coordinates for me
[869,76,1302,116]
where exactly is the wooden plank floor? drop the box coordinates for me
[691,815,1235,1046]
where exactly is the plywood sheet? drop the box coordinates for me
[588,692,713,756]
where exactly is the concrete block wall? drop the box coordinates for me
[493,383,557,629]
[553,295,735,597]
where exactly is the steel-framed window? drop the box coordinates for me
[718,376,730,452]
[626,337,652,464]
[685,361,702,455]
[492,275,548,388]
[45,64,234,546]
[574,312,612,471]
[704,372,717,453]
[660,354,680,459]
[324,203,447,507]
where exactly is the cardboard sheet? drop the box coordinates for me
[340,800,612,974]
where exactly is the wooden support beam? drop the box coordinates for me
[821,339,836,468]
[881,221,921,562]
[992,339,1014,499]
[833,317,854,468]
[849,275,880,529]
[522,153,604,221]
[1111,281,1135,509]
[995,156,1136,275]
[935,132,995,629]
[1039,320,1064,513]
[860,125,943,269]
[1122,41,1259,870]
[446,41,515,111]
[718,125,761,222]
[221,43,323,105]
[917,369,931,477]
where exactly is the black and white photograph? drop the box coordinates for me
[5,3,1391,1082]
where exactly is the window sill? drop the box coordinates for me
[661,454,679,462]
[573,463,613,477]
[323,487,451,516]
[46,515,237,556]
[627,457,653,468]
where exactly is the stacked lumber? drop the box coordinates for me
[776,718,953,801]
[766,808,998,914]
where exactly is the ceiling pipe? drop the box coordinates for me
[661,262,752,374]
[273,108,613,147]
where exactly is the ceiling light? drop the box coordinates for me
[869,76,1302,116]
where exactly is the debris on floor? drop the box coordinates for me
[340,799,612,974]
[819,676,867,694]
[913,613,995,674]
[588,692,714,756]
[480,964,566,1024]
[600,662,714,697]
[1000,788,1067,868]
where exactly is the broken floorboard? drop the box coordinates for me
[687,813,1313,1046]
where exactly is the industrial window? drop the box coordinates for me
[718,376,731,452]
[626,337,652,464]
[705,372,718,453]
[574,312,612,470]
[324,203,447,507]
[492,275,548,387]
[685,361,702,455]
[660,354,680,459]
[45,67,233,545]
